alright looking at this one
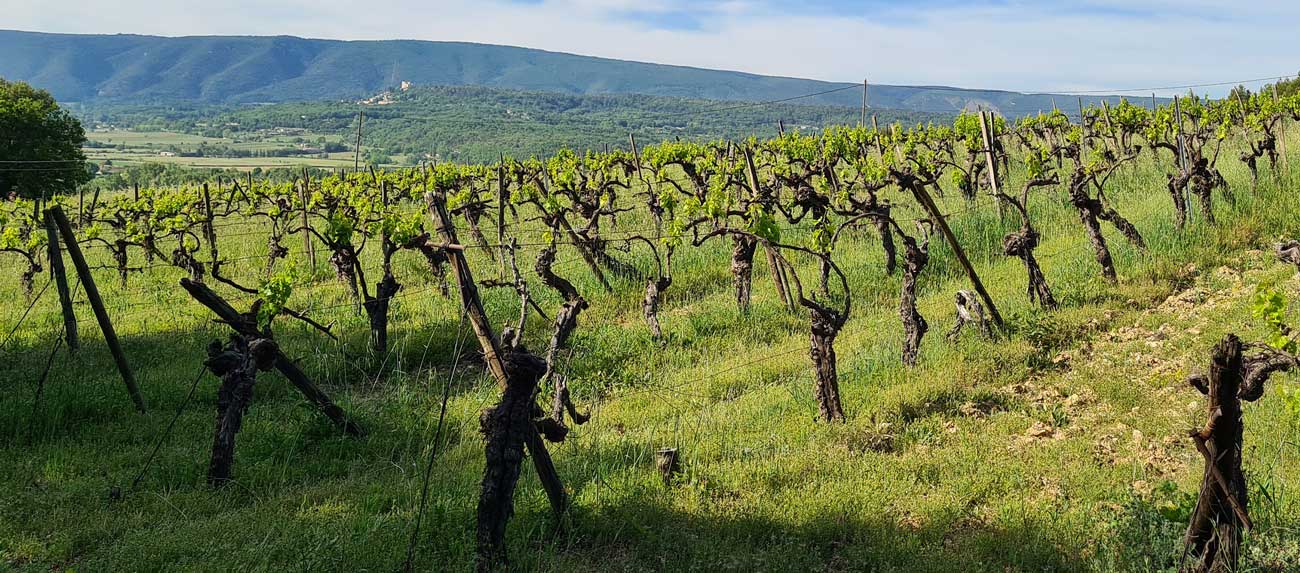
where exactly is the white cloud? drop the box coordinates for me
[4,0,1296,96]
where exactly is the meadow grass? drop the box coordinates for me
[2,136,1300,572]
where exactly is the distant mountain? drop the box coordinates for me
[0,30,1150,117]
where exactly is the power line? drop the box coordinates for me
[1024,75,1292,95]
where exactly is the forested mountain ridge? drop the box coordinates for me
[1,29,1138,117]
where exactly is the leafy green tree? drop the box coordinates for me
[0,79,91,199]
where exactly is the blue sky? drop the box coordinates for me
[6,0,1297,96]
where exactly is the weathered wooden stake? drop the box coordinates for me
[426,190,568,512]
[43,210,78,352]
[1275,84,1290,172]
[49,206,144,412]
[354,110,365,173]
[656,448,680,485]
[427,190,569,570]
[907,186,1004,328]
[301,168,316,271]
[978,110,1001,196]
[179,278,364,436]
[497,155,507,279]
[860,79,868,127]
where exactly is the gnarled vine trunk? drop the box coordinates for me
[362,273,400,353]
[476,351,548,572]
[807,303,846,422]
[643,276,671,339]
[1068,188,1118,284]
[204,335,278,487]
[1003,226,1056,309]
[731,235,757,314]
[899,229,930,367]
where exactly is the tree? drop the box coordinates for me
[0,79,91,199]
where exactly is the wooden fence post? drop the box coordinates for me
[43,210,78,352]
[49,206,144,412]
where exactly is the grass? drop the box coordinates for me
[3,133,1300,572]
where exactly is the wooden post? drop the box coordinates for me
[1174,95,1189,171]
[871,115,882,156]
[1233,91,1250,141]
[179,278,364,436]
[354,110,364,173]
[426,190,569,521]
[49,206,145,412]
[43,210,78,352]
[1101,101,1117,152]
[300,169,316,271]
[1152,93,1162,167]
[908,186,1004,328]
[656,448,680,485]
[497,155,507,279]
[77,187,84,225]
[202,183,220,277]
[860,79,868,127]
[778,119,785,136]
[1076,98,1090,166]
[629,132,662,236]
[1275,84,1290,172]
[744,148,793,310]
[426,192,508,387]
[978,110,1001,196]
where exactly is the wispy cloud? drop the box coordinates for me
[5,0,1297,95]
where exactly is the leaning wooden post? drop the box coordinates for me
[908,185,1004,328]
[426,190,569,517]
[179,278,364,436]
[49,206,145,412]
[426,192,569,558]
[427,192,508,385]
[744,148,793,310]
[201,183,219,278]
[978,110,1002,196]
[43,210,79,352]
[301,168,316,271]
[1151,93,1162,168]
